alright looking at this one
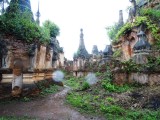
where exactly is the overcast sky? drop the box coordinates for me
[31,0,130,60]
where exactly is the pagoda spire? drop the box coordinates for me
[76,28,89,59]
[36,0,40,25]
[79,28,85,49]
[118,10,124,27]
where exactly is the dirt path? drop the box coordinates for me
[0,86,105,120]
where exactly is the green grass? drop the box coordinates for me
[40,84,59,97]
[106,97,115,103]
[102,81,133,93]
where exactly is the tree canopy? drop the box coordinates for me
[0,1,60,44]
[42,20,60,38]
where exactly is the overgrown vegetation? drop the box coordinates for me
[115,15,160,47]
[140,8,160,22]
[113,49,122,58]
[121,57,160,72]
[107,8,160,48]
[0,2,59,44]
[64,66,160,120]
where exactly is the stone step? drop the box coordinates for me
[1,74,34,84]
[1,73,53,84]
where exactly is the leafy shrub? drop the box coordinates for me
[81,82,90,90]
[42,20,60,38]
[102,82,116,92]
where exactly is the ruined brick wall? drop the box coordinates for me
[113,72,160,86]
[0,36,59,71]
[1,37,30,70]
[114,28,156,61]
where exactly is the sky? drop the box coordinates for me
[30,0,130,60]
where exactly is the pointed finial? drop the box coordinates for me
[80,28,84,40]
[80,28,83,32]
[118,10,124,26]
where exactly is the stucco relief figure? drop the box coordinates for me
[28,43,37,71]
[46,52,51,61]
[50,37,60,66]
[0,40,8,68]
[2,53,7,68]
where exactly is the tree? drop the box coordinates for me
[106,23,120,41]
[42,20,60,38]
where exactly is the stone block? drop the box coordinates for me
[148,74,160,86]
[113,72,127,86]
[130,73,148,84]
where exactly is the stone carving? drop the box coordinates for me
[91,45,102,61]
[133,31,151,64]
[138,0,148,8]
[50,37,63,65]
[28,44,36,56]
[133,31,151,51]
[128,0,137,22]
[103,45,113,58]
[92,45,99,55]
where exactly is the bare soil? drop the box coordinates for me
[0,84,105,120]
